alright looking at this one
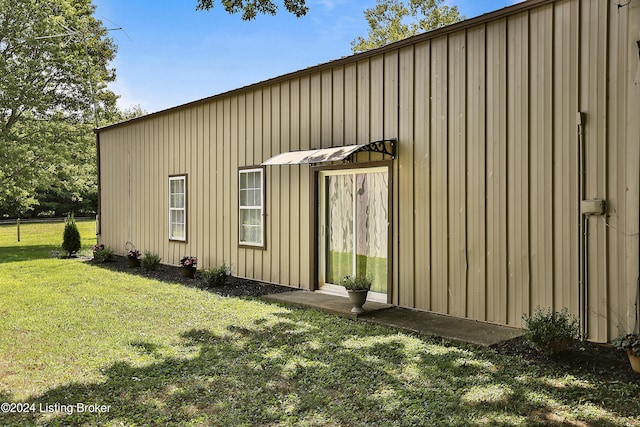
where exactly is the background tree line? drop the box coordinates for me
[0,0,144,218]
[0,0,459,219]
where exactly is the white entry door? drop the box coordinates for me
[318,167,389,302]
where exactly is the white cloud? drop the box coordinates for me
[314,0,335,11]
[110,78,147,112]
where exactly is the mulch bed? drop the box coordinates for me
[87,255,292,297]
[89,255,640,386]
[491,336,640,386]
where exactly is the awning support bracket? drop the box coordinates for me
[352,138,396,160]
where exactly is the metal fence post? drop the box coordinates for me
[17,218,20,242]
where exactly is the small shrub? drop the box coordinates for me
[61,213,81,257]
[523,306,579,356]
[201,263,231,288]
[141,251,161,271]
[340,275,372,291]
[92,244,115,263]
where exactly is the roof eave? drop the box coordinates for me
[96,0,552,133]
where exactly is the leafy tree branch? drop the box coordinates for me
[0,0,120,217]
[196,0,308,20]
[351,0,463,53]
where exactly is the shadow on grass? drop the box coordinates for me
[1,310,637,426]
[0,245,65,264]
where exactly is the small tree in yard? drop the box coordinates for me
[62,213,81,257]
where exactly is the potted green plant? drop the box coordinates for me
[612,333,640,373]
[127,249,141,267]
[180,256,198,278]
[91,244,115,263]
[91,244,105,259]
[340,275,372,314]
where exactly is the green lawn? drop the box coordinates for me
[0,223,639,426]
[0,219,97,262]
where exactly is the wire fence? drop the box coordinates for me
[0,217,96,242]
[0,217,95,225]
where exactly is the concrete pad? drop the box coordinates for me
[361,307,523,347]
[264,290,392,319]
[264,290,523,347]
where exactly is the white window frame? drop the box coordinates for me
[238,167,265,248]
[168,175,187,241]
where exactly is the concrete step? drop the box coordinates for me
[264,290,523,347]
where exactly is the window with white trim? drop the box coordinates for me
[168,175,187,241]
[239,168,264,247]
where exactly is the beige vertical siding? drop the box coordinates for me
[448,30,467,319]
[485,18,509,325]
[529,4,554,311]
[603,0,639,338]
[413,40,431,311]
[430,35,449,315]
[552,0,579,320]
[506,11,530,327]
[398,45,415,308]
[356,60,371,145]
[618,0,640,338]
[466,25,487,322]
[581,0,609,341]
[98,0,638,342]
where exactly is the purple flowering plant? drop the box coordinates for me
[127,249,141,260]
[180,256,197,268]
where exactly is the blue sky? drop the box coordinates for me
[92,0,523,114]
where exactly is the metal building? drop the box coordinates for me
[97,0,640,342]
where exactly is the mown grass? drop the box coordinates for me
[0,223,639,426]
[0,219,97,262]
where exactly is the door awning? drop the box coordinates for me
[261,139,395,166]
